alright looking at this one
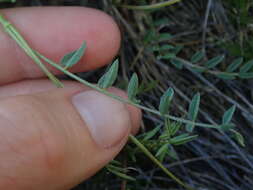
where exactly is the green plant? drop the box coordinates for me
[0,9,245,190]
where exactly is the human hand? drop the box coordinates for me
[0,7,141,190]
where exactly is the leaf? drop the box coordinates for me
[204,55,225,69]
[169,134,198,145]
[239,72,253,79]
[107,168,135,181]
[169,122,181,136]
[191,66,205,73]
[154,18,170,26]
[220,124,235,131]
[158,54,175,60]
[143,125,161,141]
[191,51,205,63]
[217,73,236,80]
[98,59,119,89]
[170,59,183,69]
[60,42,86,69]
[231,130,245,147]
[159,88,174,115]
[155,143,169,157]
[158,33,173,41]
[240,59,253,73]
[127,73,139,101]
[120,0,180,11]
[226,57,243,72]
[186,93,200,132]
[160,44,175,51]
[222,105,236,125]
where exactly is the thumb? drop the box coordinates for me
[0,86,141,190]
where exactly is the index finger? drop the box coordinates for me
[0,7,121,85]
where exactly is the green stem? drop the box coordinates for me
[129,135,194,190]
[119,0,181,10]
[0,14,63,87]
[35,51,222,129]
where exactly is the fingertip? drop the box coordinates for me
[0,7,121,83]
[108,88,142,135]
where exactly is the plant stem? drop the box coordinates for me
[35,51,223,129]
[129,135,194,190]
[119,0,181,10]
[0,14,63,87]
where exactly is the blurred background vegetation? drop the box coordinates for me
[1,0,253,190]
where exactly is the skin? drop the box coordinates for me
[0,7,141,190]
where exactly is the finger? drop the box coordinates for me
[0,85,141,190]
[0,79,141,134]
[0,7,121,84]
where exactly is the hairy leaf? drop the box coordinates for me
[107,168,135,181]
[155,143,169,157]
[226,57,243,72]
[239,72,253,79]
[169,134,198,145]
[222,105,236,125]
[158,54,175,60]
[231,130,245,147]
[159,88,174,115]
[98,59,119,89]
[158,33,173,41]
[143,125,161,141]
[186,93,200,132]
[240,59,253,73]
[60,42,86,69]
[204,55,225,69]
[127,73,139,101]
[217,73,236,80]
[220,124,235,131]
[169,122,181,136]
[191,51,204,63]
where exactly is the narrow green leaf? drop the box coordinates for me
[107,168,135,181]
[220,124,235,131]
[98,59,119,89]
[240,59,253,73]
[204,55,225,69]
[186,93,200,132]
[158,33,173,41]
[191,66,205,73]
[60,42,86,69]
[155,143,169,157]
[191,51,205,63]
[170,59,183,69]
[120,0,181,10]
[231,130,245,147]
[159,88,174,115]
[143,125,161,141]
[158,54,175,60]
[222,105,236,125]
[169,134,198,145]
[154,18,170,26]
[107,165,126,173]
[169,122,181,136]
[239,72,253,79]
[160,44,175,51]
[127,73,139,101]
[226,57,243,72]
[217,73,236,80]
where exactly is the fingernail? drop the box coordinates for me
[72,90,131,148]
